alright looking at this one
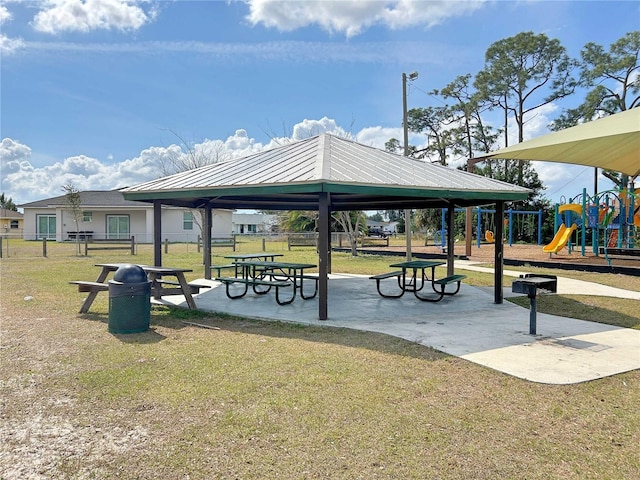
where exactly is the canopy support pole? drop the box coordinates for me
[494,201,504,304]
[153,200,162,267]
[318,192,330,320]
[446,203,455,276]
[203,204,212,279]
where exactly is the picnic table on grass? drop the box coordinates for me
[70,263,207,313]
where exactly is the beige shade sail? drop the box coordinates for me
[477,108,640,178]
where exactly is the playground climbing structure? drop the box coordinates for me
[548,187,639,263]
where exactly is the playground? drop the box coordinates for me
[542,188,639,264]
[384,242,640,271]
[411,188,639,272]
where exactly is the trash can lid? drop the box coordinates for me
[113,264,147,283]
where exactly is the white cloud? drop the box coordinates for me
[1,119,352,205]
[354,125,430,157]
[31,0,152,34]
[0,4,25,55]
[246,0,486,37]
[3,113,600,208]
[356,126,402,149]
[292,117,348,140]
[0,5,12,24]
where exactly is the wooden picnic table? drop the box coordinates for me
[141,265,198,310]
[71,263,201,313]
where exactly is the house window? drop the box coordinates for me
[82,211,93,222]
[247,224,256,233]
[36,214,56,240]
[183,211,194,230]
[10,220,19,229]
[106,215,129,239]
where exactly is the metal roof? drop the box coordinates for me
[122,133,530,210]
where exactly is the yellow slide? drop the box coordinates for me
[543,223,577,253]
[558,204,582,215]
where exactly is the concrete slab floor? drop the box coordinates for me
[156,274,640,385]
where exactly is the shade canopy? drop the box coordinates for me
[122,133,527,320]
[122,133,529,209]
[477,108,640,178]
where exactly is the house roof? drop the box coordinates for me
[478,108,640,178]
[0,208,23,219]
[232,213,276,224]
[122,133,530,210]
[19,190,155,209]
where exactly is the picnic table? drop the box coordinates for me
[142,265,199,310]
[212,253,285,277]
[225,253,284,262]
[370,260,466,302]
[216,260,318,305]
[71,263,206,312]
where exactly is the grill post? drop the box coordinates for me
[511,275,557,335]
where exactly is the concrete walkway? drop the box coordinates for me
[456,260,640,300]
[159,271,640,385]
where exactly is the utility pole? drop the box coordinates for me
[402,71,418,261]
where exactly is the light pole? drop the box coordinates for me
[402,71,418,260]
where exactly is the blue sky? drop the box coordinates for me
[1,0,638,206]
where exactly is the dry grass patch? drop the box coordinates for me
[2,247,640,479]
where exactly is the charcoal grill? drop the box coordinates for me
[512,274,558,334]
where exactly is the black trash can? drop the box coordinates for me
[108,264,151,334]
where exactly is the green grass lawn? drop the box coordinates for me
[1,239,639,479]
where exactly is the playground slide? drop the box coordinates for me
[542,223,577,253]
[558,204,583,215]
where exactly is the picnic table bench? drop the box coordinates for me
[371,260,466,302]
[216,276,294,305]
[71,263,206,313]
[69,281,109,313]
[153,279,210,295]
[67,231,93,241]
[216,259,317,304]
[211,253,285,277]
[210,264,238,276]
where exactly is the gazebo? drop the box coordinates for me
[122,133,530,320]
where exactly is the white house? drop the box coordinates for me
[19,190,233,243]
[232,213,278,234]
[365,219,398,234]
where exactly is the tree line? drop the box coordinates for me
[380,30,639,241]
